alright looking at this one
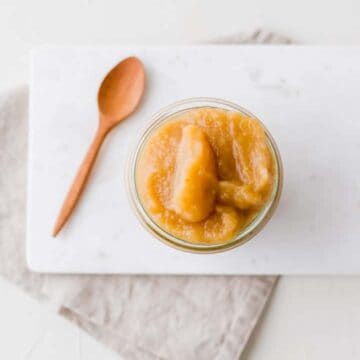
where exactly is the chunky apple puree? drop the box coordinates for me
[136,108,274,244]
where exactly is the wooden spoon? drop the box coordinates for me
[53,56,145,236]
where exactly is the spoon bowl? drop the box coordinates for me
[98,57,145,127]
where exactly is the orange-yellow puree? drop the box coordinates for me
[136,108,274,244]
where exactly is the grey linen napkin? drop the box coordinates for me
[0,30,290,360]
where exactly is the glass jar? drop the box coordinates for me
[127,98,283,254]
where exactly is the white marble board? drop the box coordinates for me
[27,46,360,274]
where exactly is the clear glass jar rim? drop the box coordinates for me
[127,97,283,254]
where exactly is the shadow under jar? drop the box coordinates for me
[128,98,283,254]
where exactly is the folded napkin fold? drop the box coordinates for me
[0,30,290,360]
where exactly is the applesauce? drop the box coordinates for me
[129,98,282,253]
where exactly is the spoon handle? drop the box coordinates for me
[52,125,109,236]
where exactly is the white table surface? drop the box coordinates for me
[2,0,360,359]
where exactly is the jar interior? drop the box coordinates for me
[128,98,282,253]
